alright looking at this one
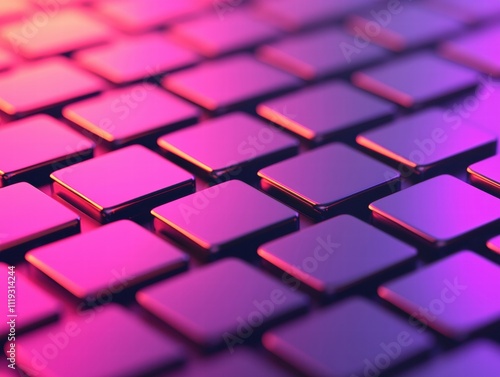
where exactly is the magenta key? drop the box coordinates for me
[157,112,299,180]
[0,115,95,187]
[26,220,188,300]
[487,235,500,255]
[152,180,298,258]
[468,154,500,195]
[163,54,301,112]
[63,84,199,147]
[379,251,500,340]
[51,145,194,223]
[137,258,309,348]
[74,34,199,84]
[0,57,106,116]
[0,182,80,254]
[16,305,185,377]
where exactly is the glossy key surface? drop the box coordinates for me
[352,52,479,108]
[152,180,298,257]
[259,144,400,218]
[16,305,185,377]
[26,220,188,300]
[163,54,301,112]
[0,115,95,187]
[468,154,500,194]
[257,81,396,144]
[379,251,500,339]
[51,145,194,223]
[357,109,497,175]
[137,258,309,348]
[263,297,433,377]
[0,182,79,254]
[258,27,388,80]
[74,34,199,84]
[0,57,106,116]
[63,84,199,147]
[370,175,500,247]
[158,112,299,180]
[0,1,31,21]
[259,215,416,295]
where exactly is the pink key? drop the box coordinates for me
[0,1,32,21]
[63,84,199,147]
[0,57,106,116]
[1,9,114,59]
[74,34,199,84]
[0,48,17,71]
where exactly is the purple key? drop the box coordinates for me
[379,251,500,339]
[137,258,309,348]
[259,215,416,296]
[263,297,433,377]
[151,180,298,258]
[425,0,500,24]
[352,52,479,108]
[347,4,461,52]
[0,115,95,187]
[258,144,400,218]
[357,109,497,176]
[74,34,199,84]
[63,84,199,147]
[51,145,194,223]
[157,112,299,180]
[258,27,388,80]
[0,183,79,254]
[26,220,188,300]
[370,175,500,247]
[16,305,185,377]
[163,54,301,112]
[171,10,279,57]
[468,154,500,195]
[257,81,395,145]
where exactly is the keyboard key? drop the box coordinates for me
[51,145,194,223]
[379,251,500,339]
[0,263,60,338]
[259,215,416,296]
[257,27,388,80]
[347,4,461,52]
[0,115,95,187]
[257,81,396,145]
[0,57,106,117]
[0,48,16,71]
[426,0,500,24]
[74,34,199,84]
[63,84,199,147]
[163,54,301,112]
[171,10,279,57]
[352,52,479,108]
[357,109,497,176]
[486,235,500,255]
[258,144,400,219]
[137,258,309,348]
[440,25,500,77]
[397,341,500,377]
[468,154,500,195]
[0,182,79,254]
[157,112,299,180]
[16,305,185,377]
[0,1,31,21]
[26,220,188,300]
[152,180,298,258]
[370,175,500,247]
[1,9,114,59]
[263,297,433,377]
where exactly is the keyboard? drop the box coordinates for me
[1,1,500,376]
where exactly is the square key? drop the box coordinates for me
[51,145,194,223]
[26,220,188,300]
[63,84,199,147]
[468,154,500,195]
[137,258,309,348]
[379,251,500,339]
[258,144,400,218]
[157,112,299,180]
[0,182,80,254]
[352,52,479,108]
[152,180,298,257]
[259,215,416,296]
[370,175,500,247]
